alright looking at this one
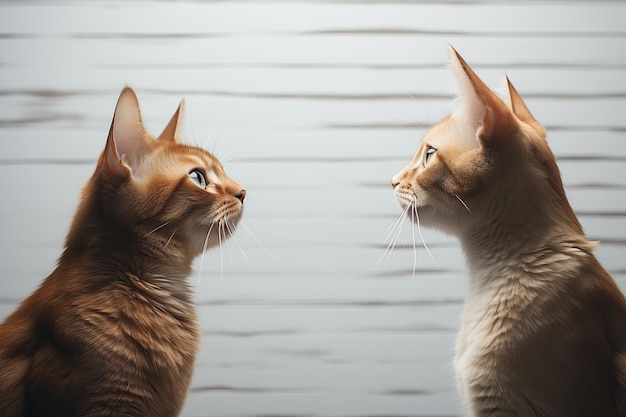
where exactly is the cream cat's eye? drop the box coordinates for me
[424,146,437,166]
[188,169,207,189]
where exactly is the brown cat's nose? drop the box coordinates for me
[235,189,246,203]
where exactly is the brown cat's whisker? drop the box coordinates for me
[198,222,216,287]
[146,221,171,236]
[217,147,253,165]
[240,221,278,260]
[225,220,248,261]
[455,194,472,213]
[164,230,176,249]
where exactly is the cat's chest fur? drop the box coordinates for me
[454,242,620,416]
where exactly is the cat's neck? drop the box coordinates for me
[458,195,593,292]
[58,188,195,303]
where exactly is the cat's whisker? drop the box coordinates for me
[377,203,411,267]
[218,220,233,263]
[240,221,278,260]
[145,221,171,236]
[206,127,224,152]
[410,203,418,277]
[382,208,407,243]
[412,197,435,262]
[164,230,176,249]
[217,220,225,278]
[217,147,254,165]
[209,127,225,157]
[198,222,216,287]
[387,208,410,261]
[225,219,248,261]
[382,201,412,246]
[455,194,472,213]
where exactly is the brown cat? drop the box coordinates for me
[0,87,246,417]
[392,47,626,416]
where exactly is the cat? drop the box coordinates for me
[392,46,626,416]
[0,86,246,417]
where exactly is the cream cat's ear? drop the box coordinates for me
[158,99,185,142]
[448,46,516,148]
[504,75,541,128]
[102,86,152,178]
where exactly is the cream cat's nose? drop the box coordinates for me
[391,173,402,189]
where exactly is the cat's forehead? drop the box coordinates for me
[177,146,221,170]
[424,115,480,150]
[133,144,222,180]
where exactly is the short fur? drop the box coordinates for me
[392,47,626,416]
[0,87,246,417]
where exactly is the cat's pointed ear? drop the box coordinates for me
[504,75,539,127]
[158,99,185,142]
[102,86,152,177]
[448,46,516,148]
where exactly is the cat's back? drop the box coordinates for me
[0,266,200,417]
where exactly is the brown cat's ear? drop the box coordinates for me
[448,46,517,149]
[102,86,152,178]
[158,99,185,142]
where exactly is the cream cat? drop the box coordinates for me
[392,47,626,416]
[0,87,245,417]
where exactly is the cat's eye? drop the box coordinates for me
[188,169,207,189]
[424,146,437,166]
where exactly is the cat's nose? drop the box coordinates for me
[235,189,246,203]
[391,173,401,189]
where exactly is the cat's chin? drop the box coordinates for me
[188,214,243,256]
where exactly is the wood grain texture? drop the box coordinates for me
[0,1,625,416]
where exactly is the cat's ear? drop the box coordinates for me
[158,99,185,142]
[448,46,517,149]
[504,75,540,127]
[102,86,152,178]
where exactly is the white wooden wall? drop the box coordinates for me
[1,2,625,416]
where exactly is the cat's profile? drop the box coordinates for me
[392,47,626,416]
[0,87,246,417]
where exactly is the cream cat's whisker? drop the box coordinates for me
[377,203,411,267]
[412,197,435,262]
[382,208,407,243]
[387,205,411,256]
[410,203,418,277]
[455,194,472,213]
[382,200,411,244]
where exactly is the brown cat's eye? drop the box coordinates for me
[188,169,207,189]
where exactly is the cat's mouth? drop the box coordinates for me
[394,188,417,211]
